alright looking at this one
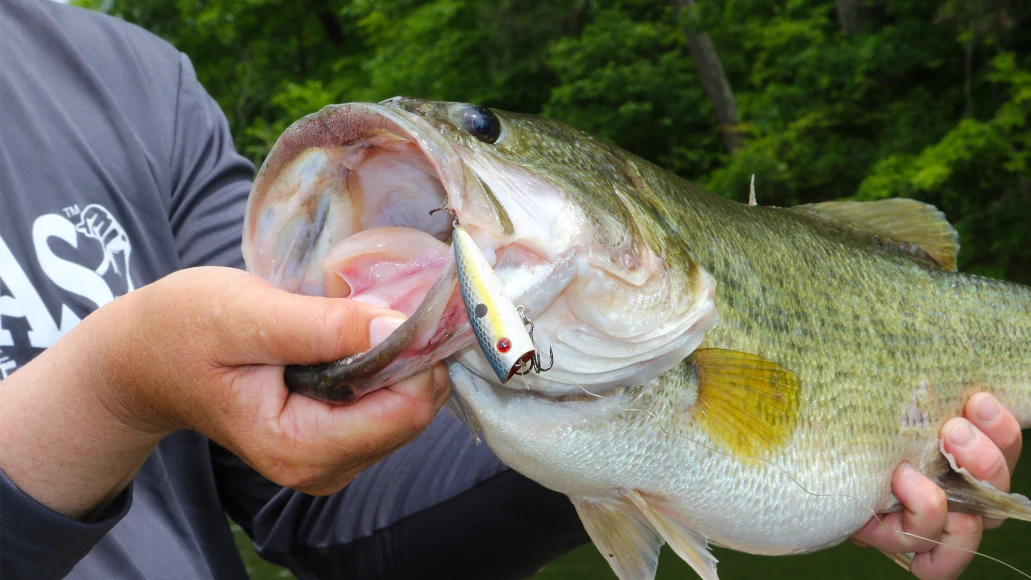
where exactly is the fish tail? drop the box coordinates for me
[940,471,1031,522]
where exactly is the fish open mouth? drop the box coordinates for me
[244,99,719,405]
[246,103,462,303]
[243,101,569,403]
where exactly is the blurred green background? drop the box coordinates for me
[79,0,1031,577]
[81,0,1031,285]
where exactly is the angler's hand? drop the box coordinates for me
[0,267,449,520]
[850,393,1023,579]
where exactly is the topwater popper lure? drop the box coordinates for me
[452,224,550,383]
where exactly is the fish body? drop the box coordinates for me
[451,188,1031,554]
[243,98,1031,579]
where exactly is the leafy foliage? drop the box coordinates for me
[78,0,1030,282]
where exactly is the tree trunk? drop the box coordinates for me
[835,0,864,35]
[674,0,741,153]
[309,0,344,46]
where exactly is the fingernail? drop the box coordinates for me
[369,316,405,348]
[976,395,1000,423]
[948,420,975,448]
[902,464,922,482]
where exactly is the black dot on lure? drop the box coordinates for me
[474,303,488,318]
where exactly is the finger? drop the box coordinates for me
[301,365,450,493]
[942,418,1010,493]
[909,513,982,580]
[964,393,1022,475]
[946,408,1019,531]
[219,271,407,365]
[293,363,447,450]
[248,363,450,493]
[322,363,450,452]
[851,464,947,554]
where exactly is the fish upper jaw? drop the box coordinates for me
[245,102,480,288]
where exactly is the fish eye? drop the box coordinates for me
[461,106,502,144]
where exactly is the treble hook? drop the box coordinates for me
[515,306,555,375]
[429,200,455,217]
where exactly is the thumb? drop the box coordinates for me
[213,269,407,366]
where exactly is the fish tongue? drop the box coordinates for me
[284,247,464,405]
[321,226,450,316]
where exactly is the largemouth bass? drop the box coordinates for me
[242,98,1031,579]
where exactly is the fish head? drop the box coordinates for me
[243,97,717,402]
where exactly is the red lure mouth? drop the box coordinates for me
[503,351,537,383]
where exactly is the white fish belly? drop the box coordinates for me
[448,363,908,555]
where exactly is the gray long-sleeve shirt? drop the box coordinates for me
[0,1,586,577]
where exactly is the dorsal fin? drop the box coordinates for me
[791,198,960,271]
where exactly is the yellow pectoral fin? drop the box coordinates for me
[690,348,801,460]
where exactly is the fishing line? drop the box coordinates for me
[510,372,1030,578]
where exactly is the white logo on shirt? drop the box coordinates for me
[75,204,135,292]
[0,203,135,376]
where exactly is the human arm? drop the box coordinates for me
[850,393,1023,579]
[0,39,448,579]
[0,266,449,572]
